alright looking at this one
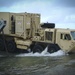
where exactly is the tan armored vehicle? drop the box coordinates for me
[0,12,75,53]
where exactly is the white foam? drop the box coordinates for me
[41,47,48,55]
[16,47,67,57]
[49,50,66,56]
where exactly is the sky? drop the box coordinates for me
[0,0,75,29]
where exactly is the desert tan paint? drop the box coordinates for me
[0,12,75,53]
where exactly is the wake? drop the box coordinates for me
[16,47,68,57]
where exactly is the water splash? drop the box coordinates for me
[16,47,68,57]
[41,47,48,55]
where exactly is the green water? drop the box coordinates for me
[0,54,75,75]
